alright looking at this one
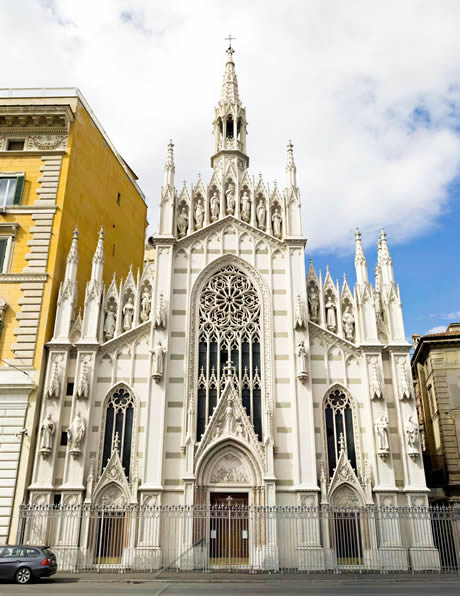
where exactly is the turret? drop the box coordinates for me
[378,229,406,343]
[354,228,368,285]
[211,46,248,169]
[159,140,176,236]
[80,227,105,342]
[285,141,302,236]
[52,227,79,342]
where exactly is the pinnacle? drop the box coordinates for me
[220,46,241,105]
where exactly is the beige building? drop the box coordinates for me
[412,323,460,504]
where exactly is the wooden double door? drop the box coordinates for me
[209,493,249,565]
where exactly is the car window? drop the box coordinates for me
[25,548,39,557]
[1,547,24,558]
[43,548,54,557]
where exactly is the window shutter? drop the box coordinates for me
[13,175,24,205]
[0,239,7,273]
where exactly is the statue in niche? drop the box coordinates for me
[76,356,90,399]
[104,304,116,340]
[342,305,355,341]
[194,198,204,229]
[152,342,166,382]
[140,289,151,322]
[40,413,55,456]
[325,297,337,331]
[272,208,282,238]
[225,182,236,214]
[210,192,220,222]
[240,191,251,223]
[374,413,389,453]
[308,288,319,323]
[177,207,189,237]
[256,200,266,230]
[122,296,134,331]
[405,415,418,451]
[67,411,85,456]
[85,462,95,502]
[296,340,308,378]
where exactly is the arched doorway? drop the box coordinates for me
[331,485,363,567]
[195,441,265,569]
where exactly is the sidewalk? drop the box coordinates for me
[50,571,460,583]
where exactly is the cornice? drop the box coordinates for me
[0,150,66,157]
[0,105,74,128]
[175,215,286,251]
[4,205,57,214]
[0,273,48,283]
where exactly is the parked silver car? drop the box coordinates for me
[0,545,57,584]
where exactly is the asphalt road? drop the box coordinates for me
[0,575,459,595]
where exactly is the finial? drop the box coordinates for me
[223,359,236,378]
[343,272,347,281]
[166,139,174,167]
[309,257,312,264]
[66,226,79,266]
[92,226,104,266]
[72,226,79,240]
[339,432,346,453]
[326,265,330,273]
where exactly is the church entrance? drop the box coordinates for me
[209,493,249,568]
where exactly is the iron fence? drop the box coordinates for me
[16,504,460,574]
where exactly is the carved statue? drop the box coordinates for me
[240,191,251,223]
[177,207,189,237]
[296,340,308,377]
[152,342,166,383]
[40,413,55,455]
[67,411,85,455]
[85,462,95,502]
[194,198,204,229]
[272,208,282,238]
[405,415,418,451]
[325,297,337,331]
[140,289,151,322]
[256,200,266,230]
[308,288,319,323]
[103,304,116,340]
[374,413,389,453]
[122,296,134,331]
[225,182,236,214]
[154,292,167,329]
[76,356,90,399]
[210,192,220,222]
[342,305,355,341]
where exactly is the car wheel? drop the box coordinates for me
[15,567,32,584]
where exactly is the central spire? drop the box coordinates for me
[221,46,241,105]
[211,44,248,168]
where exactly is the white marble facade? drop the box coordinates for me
[27,48,438,567]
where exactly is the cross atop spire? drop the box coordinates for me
[225,34,236,49]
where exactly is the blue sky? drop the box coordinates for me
[1,0,459,342]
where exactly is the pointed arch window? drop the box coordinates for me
[102,387,135,479]
[324,388,357,478]
[197,264,262,441]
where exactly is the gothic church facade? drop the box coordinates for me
[27,48,437,569]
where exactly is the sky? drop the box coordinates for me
[1,0,460,340]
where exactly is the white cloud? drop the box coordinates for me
[2,0,460,252]
[426,325,447,334]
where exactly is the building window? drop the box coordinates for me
[117,192,121,205]
[7,139,25,151]
[66,381,74,396]
[325,388,357,478]
[60,431,68,446]
[102,386,135,479]
[197,264,262,441]
[0,174,25,209]
[0,224,18,274]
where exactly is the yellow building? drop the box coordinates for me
[0,88,147,542]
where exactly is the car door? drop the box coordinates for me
[0,546,21,579]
